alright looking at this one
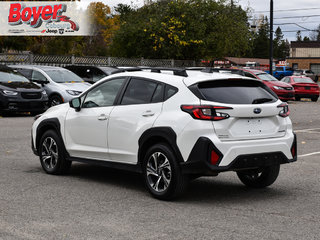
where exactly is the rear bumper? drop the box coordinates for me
[181,134,297,175]
[295,92,319,98]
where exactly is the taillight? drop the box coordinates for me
[181,105,233,121]
[277,102,290,117]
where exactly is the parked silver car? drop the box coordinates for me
[293,69,318,82]
[9,65,91,107]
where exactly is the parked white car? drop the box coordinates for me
[10,65,91,107]
[31,69,297,200]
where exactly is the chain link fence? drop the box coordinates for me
[0,53,200,68]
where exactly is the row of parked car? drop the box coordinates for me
[0,64,319,115]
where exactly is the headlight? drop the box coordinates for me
[66,90,82,96]
[273,86,284,90]
[2,90,18,96]
[42,90,47,95]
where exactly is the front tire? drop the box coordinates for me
[142,143,188,200]
[295,96,301,101]
[236,164,280,188]
[49,95,63,107]
[39,130,71,175]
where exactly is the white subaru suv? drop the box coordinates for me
[31,69,297,200]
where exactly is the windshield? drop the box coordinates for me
[45,69,84,83]
[257,73,278,81]
[0,69,30,83]
[293,77,314,83]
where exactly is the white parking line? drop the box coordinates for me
[298,152,320,158]
[295,128,320,133]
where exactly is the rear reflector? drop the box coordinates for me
[211,150,220,165]
[291,134,297,159]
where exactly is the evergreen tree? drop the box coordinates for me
[273,27,288,59]
[252,17,269,58]
[296,31,302,41]
[303,36,310,42]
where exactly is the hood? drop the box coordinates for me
[0,81,42,91]
[58,82,91,91]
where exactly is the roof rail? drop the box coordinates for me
[110,66,189,77]
[140,67,188,77]
[110,67,142,75]
[201,67,245,76]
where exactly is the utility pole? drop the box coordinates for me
[269,0,274,75]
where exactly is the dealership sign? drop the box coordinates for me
[0,2,89,35]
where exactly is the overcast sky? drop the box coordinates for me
[79,0,320,41]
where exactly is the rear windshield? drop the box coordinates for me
[44,69,84,83]
[293,77,314,83]
[0,69,30,83]
[195,80,278,104]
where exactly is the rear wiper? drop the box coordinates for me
[252,98,273,104]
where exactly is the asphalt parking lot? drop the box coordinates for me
[0,100,320,240]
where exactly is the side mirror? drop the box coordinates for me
[69,97,81,112]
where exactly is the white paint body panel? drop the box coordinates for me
[32,71,295,171]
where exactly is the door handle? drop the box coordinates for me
[98,114,108,121]
[142,110,155,117]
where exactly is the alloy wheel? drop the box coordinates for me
[41,137,59,170]
[146,152,172,193]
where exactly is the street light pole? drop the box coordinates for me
[269,0,274,75]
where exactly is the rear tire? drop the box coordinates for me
[236,164,280,188]
[295,96,301,101]
[311,97,318,102]
[142,143,188,200]
[39,130,71,175]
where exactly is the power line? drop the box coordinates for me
[284,29,315,32]
[274,23,315,31]
[249,14,320,21]
[274,21,320,25]
[274,14,320,20]
[255,7,320,13]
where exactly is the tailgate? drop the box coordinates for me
[201,100,287,141]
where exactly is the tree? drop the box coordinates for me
[296,30,302,42]
[310,24,320,41]
[85,2,119,56]
[303,36,310,42]
[111,0,251,59]
[273,27,288,59]
[251,16,269,58]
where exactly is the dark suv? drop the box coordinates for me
[65,65,118,84]
[0,65,48,115]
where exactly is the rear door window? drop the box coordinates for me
[121,78,158,105]
[195,80,278,104]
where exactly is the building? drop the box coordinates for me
[287,41,320,74]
